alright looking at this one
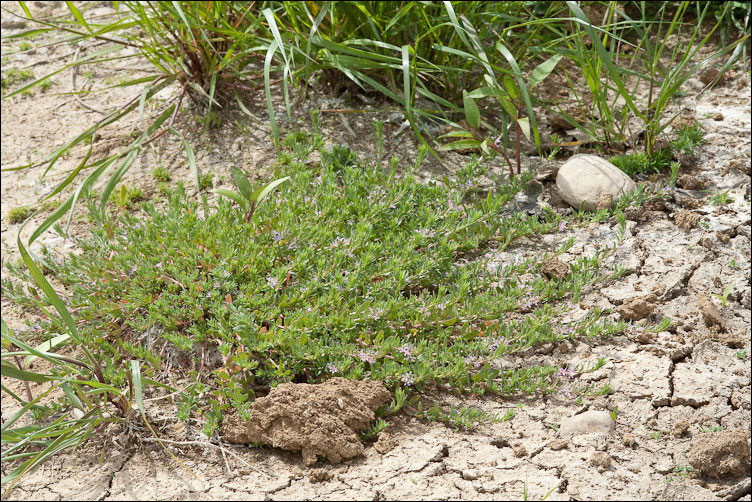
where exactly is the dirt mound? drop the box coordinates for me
[688,429,751,478]
[221,377,391,466]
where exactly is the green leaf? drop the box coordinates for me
[249,176,290,206]
[529,54,563,89]
[231,167,254,201]
[438,139,481,152]
[212,188,246,207]
[462,90,481,129]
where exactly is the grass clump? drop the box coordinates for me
[1,67,34,91]
[2,139,627,434]
[7,206,34,224]
[610,124,705,176]
[151,166,171,182]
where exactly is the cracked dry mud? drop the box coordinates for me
[2,2,751,500]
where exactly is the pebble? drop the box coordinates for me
[555,154,637,211]
[560,410,615,435]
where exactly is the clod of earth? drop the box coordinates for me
[697,294,727,331]
[220,377,390,466]
[674,209,701,230]
[688,428,751,478]
[555,154,637,211]
[541,257,569,280]
[617,293,658,321]
[676,174,708,190]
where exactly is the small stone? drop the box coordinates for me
[697,295,727,331]
[674,210,700,231]
[547,439,568,451]
[512,443,527,458]
[462,470,479,481]
[622,434,636,447]
[541,257,569,280]
[699,235,715,249]
[556,154,637,211]
[715,231,730,244]
[560,410,615,436]
[590,451,611,471]
[712,112,724,121]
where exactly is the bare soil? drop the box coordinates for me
[1,2,750,500]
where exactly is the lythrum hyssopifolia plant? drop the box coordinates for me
[2,136,632,447]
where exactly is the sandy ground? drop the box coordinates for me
[1,2,751,500]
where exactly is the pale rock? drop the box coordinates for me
[556,154,637,210]
[560,410,615,435]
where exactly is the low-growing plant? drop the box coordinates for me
[2,140,630,450]
[708,189,733,206]
[1,67,35,91]
[711,283,735,307]
[419,403,509,431]
[151,166,171,183]
[7,206,33,224]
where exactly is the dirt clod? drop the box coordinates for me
[688,429,751,478]
[373,432,398,454]
[697,295,727,332]
[547,439,568,451]
[674,210,701,230]
[220,378,391,466]
[590,451,612,471]
[308,468,332,483]
[617,293,658,321]
[541,257,569,280]
[676,175,708,190]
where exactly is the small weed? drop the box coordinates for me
[708,189,733,206]
[737,350,747,360]
[7,206,33,224]
[18,41,33,52]
[1,67,35,91]
[672,124,704,155]
[114,185,144,210]
[38,79,53,92]
[151,166,171,183]
[667,462,695,482]
[699,425,723,433]
[648,430,662,440]
[83,69,95,79]
[359,418,388,441]
[201,110,222,130]
[420,404,507,431]
[711,283,735,307]
[198,173,213,191]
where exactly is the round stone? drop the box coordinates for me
[556,154,637,210]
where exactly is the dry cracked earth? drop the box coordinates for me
[1,2,751,500]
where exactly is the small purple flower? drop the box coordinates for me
[559,384,574,399]
[357,349,377,364]
[401,371,415,386]
[327,362,338,374]
[465,355,484,368]
[128,265,137,276]
[266,276,279,288]
[558,219,568,232]
[397,343,416,362]
[272,230,287,242]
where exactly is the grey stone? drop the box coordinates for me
[556,154,637,210]
[560,410,615,435]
